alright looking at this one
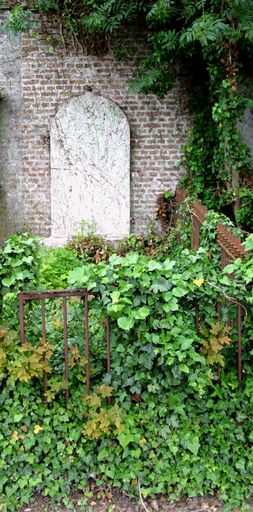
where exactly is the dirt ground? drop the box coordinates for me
[18,489,253,512]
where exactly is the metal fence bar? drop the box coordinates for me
[195,305,199,331]
[237,304,242,383]
[192,216,200,251]
[175,189,246,384]
[19,296,25,345]
[216,303,221,383]
[18,289,110,400]
[84,293,90,395]
[19,289,100,300]
[105,317,112,403]
[63,297,70,400]
[41,298,48,400]
[41,298,46,341]
[106,317,111,373]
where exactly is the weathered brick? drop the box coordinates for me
[0,13,191,240]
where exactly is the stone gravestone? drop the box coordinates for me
[47,93,130,245]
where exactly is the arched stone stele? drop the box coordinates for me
[48,93,130,245]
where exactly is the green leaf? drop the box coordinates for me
[133,306,150,320]
[180,338,193,350]
[68,267,88,285]
[147,260,162,271]
[150,277,170,293]
[111,291,120,303]
[172,286,188,298]
[98,448,109,461]
[117,317,135,331]
[122,253,139,265]
[179,364,190,373]
[13,413,23,422]
[163,259,176,270]
[2,277,15,287]
[186,435,200,455]
[117,431,134,448]
[170,297,179,311]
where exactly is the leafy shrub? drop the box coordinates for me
[0,232,43,295]
[117,233,162,258]
[68,224,113,263]
[1,233,253,510]
[40,247,82,289]
[236,188,253,233]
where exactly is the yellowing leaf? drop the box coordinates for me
[193,278,204,287]
[11,430,19,441]
[34,424,43,434]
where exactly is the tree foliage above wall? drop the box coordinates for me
[4,0,253,230]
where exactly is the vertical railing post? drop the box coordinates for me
[84,294,90,395]
[19,295,25,345]
[192,216,200,251]
[105,317,112,403]
[237,304,242,383]
[216,303,221,383]
[63,297,70,400]
[18,289,108,400]
[41,298,48,401]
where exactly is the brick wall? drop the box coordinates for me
[0,12,22,241]
[0,10,190,241]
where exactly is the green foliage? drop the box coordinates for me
[0,232,43,295]
[223,233,253,286]
[181,79,253,225]
[67,249,247,399]
[68,231,113,264]
[0,231,253,509]
[236,188,253,232]
[40,247,81,289]
[3,4,36,34]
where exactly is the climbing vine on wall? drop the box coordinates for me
[4,0,253,230]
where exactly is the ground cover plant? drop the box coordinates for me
[1,226,253,511]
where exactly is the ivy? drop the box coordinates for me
[1,230,253,509]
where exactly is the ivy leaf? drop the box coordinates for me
[170,297,179,311]
[180,338,193,350]
[117,317,135,331]
[186,435,200,455]
[117,431,134,448]
[179,364,190,373]
[122,253,139,266]
[172,286,188,297]
[13,413,23,422]
[133,306,150,320]
[68,267,88,285]
[111,291,120,303]
[150,277,170,293]
[97,448,108,461]
[2,277,16,287]
[163,259,176,270]
[147,260,162,271]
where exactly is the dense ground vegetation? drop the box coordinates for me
[0,218,253,511]
[3,0,253,229]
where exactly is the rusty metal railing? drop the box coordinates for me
[175,188,246,382]
[19,289,110,400]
